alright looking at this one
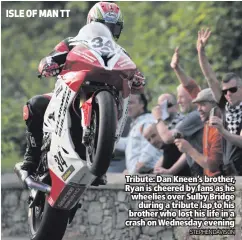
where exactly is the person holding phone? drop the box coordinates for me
[143,93,191,176]
[151,84,204,176]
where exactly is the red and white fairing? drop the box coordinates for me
[43,22,136,209]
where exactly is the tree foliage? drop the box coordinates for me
[2,1,242,170]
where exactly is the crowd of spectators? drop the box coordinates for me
[110,29,242,177]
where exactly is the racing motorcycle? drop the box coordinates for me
[14,22,137,240]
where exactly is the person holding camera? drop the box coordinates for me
[151,84,204,176]
[197,28,242,176]
[148,45,207,176]
[170,47,223,176]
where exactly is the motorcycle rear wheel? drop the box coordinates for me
[86,91,117,177]
[28,191,69,240]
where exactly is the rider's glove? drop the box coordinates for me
[41,57,60,77]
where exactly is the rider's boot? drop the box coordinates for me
[21,130,43,175]
[21,95,51,175]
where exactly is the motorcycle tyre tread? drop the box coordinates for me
[88,91,117,177]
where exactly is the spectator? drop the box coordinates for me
[150,48,207,176]
[144,93,191,176]
[115,94,163,174]
[175,89,223,176]
[197,28,242,175]
[170,47,223,176]
[151,84,204,176]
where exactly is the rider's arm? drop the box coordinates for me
[122,48,146,94]
[38,37,73,75]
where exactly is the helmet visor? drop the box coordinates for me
[105,22,123,39]
[95,19,123,39]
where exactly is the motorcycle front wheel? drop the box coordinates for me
[86,90,117,177]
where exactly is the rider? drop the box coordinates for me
[21,2,145,184]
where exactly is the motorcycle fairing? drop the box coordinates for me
[43,23,138,209]
[81,97,93,128]
[60,70,89,92]
[61,46,134,141]
[44,74,96,209]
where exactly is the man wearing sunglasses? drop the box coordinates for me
[197,28,242,176]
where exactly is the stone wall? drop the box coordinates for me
[2,174,242,240]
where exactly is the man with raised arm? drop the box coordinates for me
[197,28,242,175]
[149,57,204,176]
[170,47,223,177]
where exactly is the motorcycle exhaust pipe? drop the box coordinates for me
[14,162,51,194]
